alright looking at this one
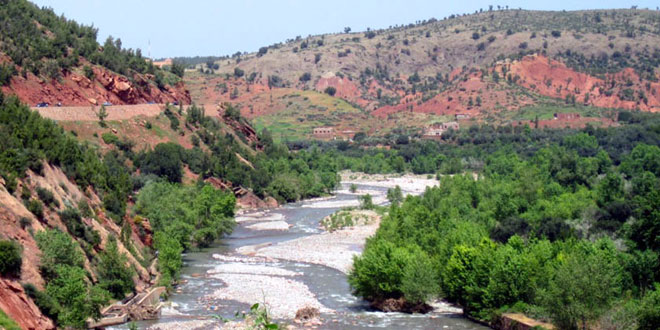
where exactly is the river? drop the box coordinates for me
[129,180,489,330]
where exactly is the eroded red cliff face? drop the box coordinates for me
[0,163,156,329]
[502,55,660,111]
[0,279,55,330]
[1,61,191,107]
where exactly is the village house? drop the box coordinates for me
[312,127,335,139]
[423,121,459,139]
[554,113,581,120]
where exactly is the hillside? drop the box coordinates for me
[185,8,660,137]
[0,0,190,106]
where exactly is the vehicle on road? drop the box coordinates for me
[102,102,112,106]
[36,102,49,108]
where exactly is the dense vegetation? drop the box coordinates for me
[0,92,341,326]
[346,112,660,329]
[0,0,179,83]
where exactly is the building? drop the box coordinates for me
[312,127,335,139]
[422,121,459,139]
[554,113,581,120]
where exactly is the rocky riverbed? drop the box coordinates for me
[134,177,488,330]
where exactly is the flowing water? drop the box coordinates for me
[128,182,489,330]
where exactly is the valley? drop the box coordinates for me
[1,1,660,330]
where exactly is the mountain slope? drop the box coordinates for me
[0,0,190,106]
[186,8,660,136]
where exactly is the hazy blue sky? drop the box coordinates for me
[31,0,659,58]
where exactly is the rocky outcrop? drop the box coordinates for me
[1,61,191,107]
[0,279,55,330]
[370,297,432,314]
[0,162,156,328]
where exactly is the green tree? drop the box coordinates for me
[97,237,135,299]
[96,105,108,126]
[540,243,622,330]
[386,186,403,205]
[46,265,109,328]
[35,230,84,280]
[638,286,660,330]
[0,240,21,277]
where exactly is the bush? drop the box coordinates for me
[234,67,245,78]
[358,194,374,210]
[83,65,95,80]
[26,199,44,219]
[36,186,57,207]
[19,216,31,229]
[101,132,119,144]
[299,72,311,82]
[324,86,337,96]
[0,240,22,277]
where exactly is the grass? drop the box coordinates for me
[252,90,374,142]
[505,102,617,121]
[0,309,21,330]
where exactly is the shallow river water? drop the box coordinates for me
[129,182,489,330]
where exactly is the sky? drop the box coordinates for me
[31,0,660,59]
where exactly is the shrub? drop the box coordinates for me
[101,132,119,144]
[0,240,22,277]
[26,199,44,219]
[324,86,337,96]
[233,67,244,78]
[83,65,95,80]
[299,72,311,82]
[551,30,562,38]
[36,187,57,207]
[358,194,374,210]
[19,217,31,229]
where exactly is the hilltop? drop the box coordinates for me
[0,0,190,106]
[184,8,660,138]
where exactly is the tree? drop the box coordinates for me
[170,61,185,78]
[154,231,183,283]
[386,186,403,205]
[96,105,108,126]
[324,86,337,96]
[46,265,109,328]
[540,243,622,330]
[401,249,438,304]
[139,143,183,183]
[344,27,351,33]
[299,72,311,82]
[638,287,660,330]
[0,240,21,277]
[35,230,84,280]
[97,237,135,299]
[359,194,374,209]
